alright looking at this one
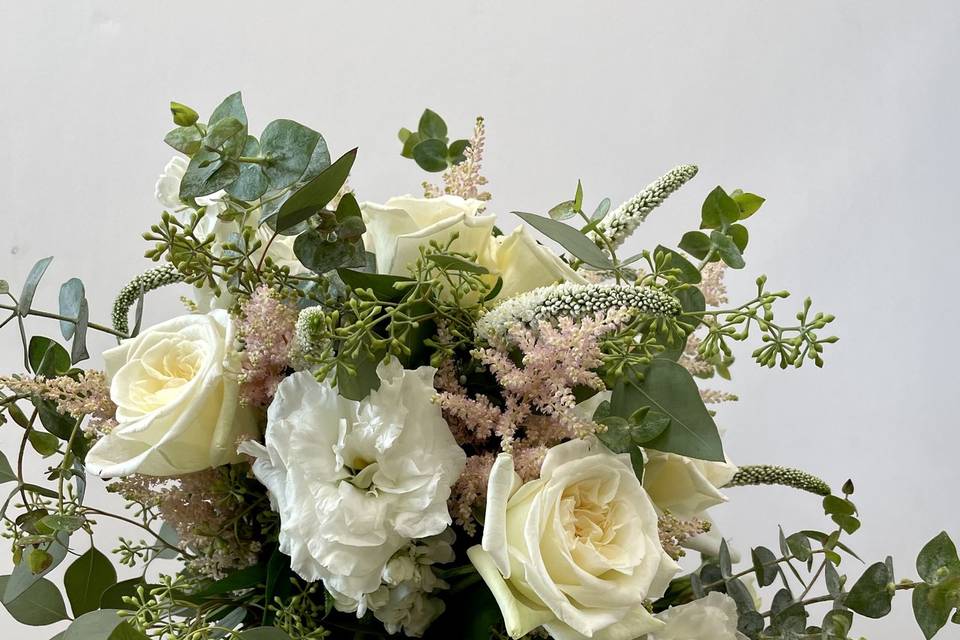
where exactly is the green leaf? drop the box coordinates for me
[259,119,321,189]
[846,561,893,618]
[0,575,68,626]
[591,197,611,222]
[179,149,239,198]
[630,413,671,444]
[29,430,59,457]
[700,186,740,229]
[262,547,291,626]
[654,245,701,284]
[29,337,71,376]
[913,582,955,640]
[0,452,16,484]
[418,109,448,140]
[400,131,422,158]
[823,495,856,518]
[821,609,853,639]
[169,101,199,127]
[917,532,960,584]
[64,609,148,640]
[226,136,269,200]
[678,231,711,260]
[0,279,8,294]
[751,546,780,587]
[18,256,54,317]
[149,522,179,560]
[203,116,244,153]
[824,559,842,595]
[191,564,267,598]
[336,269,412,302]
[272,148,357,233]
[448,139,470,164]
[574,180,584,211]
[730,223,749,252]
[336,352,381,401]
[294,230,366,275]
[548,200,578,221]
[513,211,614,270]
[64,547,117,616]
[58,278,85,340]
[412,139,449,172]
[785,532,812,562]
[710,230,745,269]
[70,299,89,364]
[731,190,765,219]
[208,92,248,152]
[398,127,413,143]
[610,360,724,461]
[427,254,489,274]
[163,126,202,155]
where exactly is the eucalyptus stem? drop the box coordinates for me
[760,581,920,619]
[0,302,128,339]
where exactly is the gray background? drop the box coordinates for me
[2,1,958,637]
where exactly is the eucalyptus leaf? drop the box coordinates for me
[418,109,448,140]
[916,531,960,584]
[226,136,269,200]
[610,360,724,461]
[427,254,489,274]
[28,337,71,376]
[751,546,780,587]
[99,578,153,609]
[846,561,893,618]
[591,197,611,221]
[710,230,745,269]
[549,200,577,221]
[163,126,202,155]
[513,211,614,270]
[272,148,357,233]
[0,452,16,484]
[0,575,68,626]
[18,256,53,317]
[700,186,740,229]
[64,547,117,616]
[208,92,248,158]
[336,352,381,401]
[29,430,59,457]
[448,138,470,163]
[412,139,449,172]
[70,298,90,364]
[203,116,245,153]
[336,269,412,302]
[240,628,292,640]
[179,150,239,198]
[294,230,366,275]
[678,231,711,260]
[57,278,85,340]
[731,190,765,219]
[654,245,701,284]
[913,582,954,640]
[260,119,321,189]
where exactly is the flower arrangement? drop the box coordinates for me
[0,92,956,640]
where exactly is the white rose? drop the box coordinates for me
[360,195,585,299]
[468,438,678,640]
[642,450,737,519]
[155,157,307,311]
[85,310,257,477]
[239,358,466,608]
[648,592,746,640]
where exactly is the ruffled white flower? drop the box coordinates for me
[86,310,257,477]
[360,195,585,300]
[648,592,746,640]
[468,438,679,640]
[155,157,306,310]
[239,358,465,609]
[336,529,456,637]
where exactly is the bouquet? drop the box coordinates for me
[0,92,956,640]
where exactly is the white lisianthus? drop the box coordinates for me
[85,310,257,477]
[648,592,746,640]
[360,195,585,299]
[642,450,738,518]
[468,438,679,640]
[155,157,306,310]
[239,358,466,609]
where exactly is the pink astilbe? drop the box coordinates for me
[237,286,298,407]
[449,453,495,537]
[423,117,491,202]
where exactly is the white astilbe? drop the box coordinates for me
[476,283,682,343]
[591,164,699,250]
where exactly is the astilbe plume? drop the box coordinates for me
[110,468,264,578]
[679,262,737,404]
[0,370,117,437]
[658,512,711,560]
[441,310,628,533]
[237,285,298,407]
[423,117,491,202]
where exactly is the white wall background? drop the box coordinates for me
[1,1,958,637]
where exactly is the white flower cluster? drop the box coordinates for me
[335,529,457,637]
[591,164,699,250]
[475,282,683,342]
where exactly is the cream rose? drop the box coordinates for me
[468,438,678,640]
[85,310,257,477]
[642,450,737,519]
[360,195,585,300]
[648,592,746,640]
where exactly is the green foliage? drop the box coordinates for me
[513,210,614,270]
[64,547,118,616]
[0,575,68,626]
[398,109,471,172]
